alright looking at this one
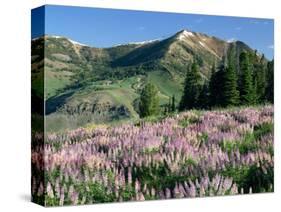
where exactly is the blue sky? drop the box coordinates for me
[32,5,274,59]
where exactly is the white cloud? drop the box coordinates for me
[235,27,242,31]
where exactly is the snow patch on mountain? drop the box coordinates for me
[48,35,88,46]
[177,30,194,40]
[53,35,63,39]
[128,39,160,45]
[68,39,87,46]
[113,38,160,47]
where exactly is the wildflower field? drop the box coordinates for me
[31,106,274,206]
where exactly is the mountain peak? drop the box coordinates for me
[39,35,88,47]
[51,35,88,46]
[175,29,195,40]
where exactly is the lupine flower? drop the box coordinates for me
[46,182,54,198]
[31,106,273,206]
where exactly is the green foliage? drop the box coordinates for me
[133,163,194,191]
[239,52,255,105]
[221,132,256,155]
[254,55,267,103]
[222,50,240,106]
[209,64,226,107]
[139,82,160,118]
[265,60,274,103]
[197,82,210,109]
[198,132,209,147]
[222,164,273,193]
[221,122,273,155]
[171,94,176,112]
[179,62,203,110]
[178,114,200,128]
[85,182,115,203]
[253,122,274,140]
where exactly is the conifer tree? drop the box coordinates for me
[139,82,160,118]
[179,62,202,110]
[239,52,254,105]
[171,95,176,112]
[256,55,267,103]
[198,82,210,109]
[209,64,217,107]
[209,63,225,107]
[249,51,258,104]
[222,49,240,106]
[265,59,274,103]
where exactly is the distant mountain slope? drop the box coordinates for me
[31,29,259,131]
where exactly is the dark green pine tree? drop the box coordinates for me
[209,63,225,107]
[167,97,171,113]
[171,94,176,112]
[209,63,217,107]
[179,62,202,110]
[222,49,240,107]
[255,55,267,103]
[139,82,160,118]
[164,105,168,115]
[265,59,274,103]
[249,50,259,104]
[197,82,210,109]
[239,52,255,105]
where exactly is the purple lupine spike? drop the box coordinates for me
[55,178,60,198]
[59,187,65,206]
[134,179,140,193]
[33,106,272,205]
[46,182,54,198]
[37,182,44,196]
[165,188,171,199]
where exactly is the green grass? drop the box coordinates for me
[45,70,73,98]
[147,71,182,102]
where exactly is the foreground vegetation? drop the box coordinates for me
[32,105,273,206]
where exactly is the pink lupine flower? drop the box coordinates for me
[46,182,54,198]
[165,188,171,199]
[135,179,140,192]
[59,188,64,206]
[37,182,44,196]
[31,106,272,205]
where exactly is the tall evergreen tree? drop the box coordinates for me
[179,62,202,110]
[256,55,267,103]
[249,51,257,103]
[239,52,254,105]
[168,97,171,113]
[222,48,240,106]
[171,95,176,112]
[209,64,218,107]
[265,59,274,103]
[198,82,210,109]
[139,82,160,118]
[209,63,225,107]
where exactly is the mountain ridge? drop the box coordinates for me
[31,29,262,131]
[32,29,253,51]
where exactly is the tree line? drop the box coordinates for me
[139,49,274,118]
[179,49,274,111]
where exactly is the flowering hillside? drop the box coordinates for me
[31,106,273,206]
